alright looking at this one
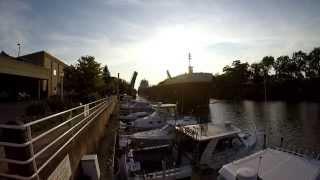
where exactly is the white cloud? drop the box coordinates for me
[0,0,32,55]
[1,0,320,87]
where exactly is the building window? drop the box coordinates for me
[53,69,57,76]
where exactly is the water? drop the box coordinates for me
[209,99,320,151]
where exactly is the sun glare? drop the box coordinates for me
[137,26,208,76]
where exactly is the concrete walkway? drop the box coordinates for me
[97,108,119,180]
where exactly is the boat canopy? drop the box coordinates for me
[176,122,241,141]
[219,148,320,180]
[152,103,177,108]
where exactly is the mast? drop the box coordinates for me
[188,52,193,74]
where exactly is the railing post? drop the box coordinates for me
[26,126,40,180]
[2,121,38,179]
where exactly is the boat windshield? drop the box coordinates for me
[215,136,243,153]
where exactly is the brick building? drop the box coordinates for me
[0,51,67,101]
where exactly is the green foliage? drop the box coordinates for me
[261,56,275,75]
[64,56,102,100]
[64,55,136,100]
[102,65,111,83]
[139,79,149,90]
[222,60,250,84]
[25,101,48,117]
[46,95,69,112]
[212,47,320,101]
[306,47,320,78]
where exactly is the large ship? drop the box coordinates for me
[139,53,213,118]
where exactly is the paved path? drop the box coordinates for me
[97,107,119,180]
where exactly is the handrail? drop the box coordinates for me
[0,98,107,129]
[0,101,102,148]
[0,101,106,165]
[0,97,114,180]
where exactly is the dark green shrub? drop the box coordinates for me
[46,95,67,112]
[25,101,48,117]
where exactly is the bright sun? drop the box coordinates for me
[136,26,208,77]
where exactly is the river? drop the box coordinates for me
[209,99,320,151]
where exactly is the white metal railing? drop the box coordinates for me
[0,97,113,180]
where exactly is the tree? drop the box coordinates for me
[102,65,111,83]
[64,56,102,99]
[64,65,80,95]
[139,79,149,90]
[274,56,292,80]
[249,63,263,83]
[291,51,306,79]
[223,60,250,84]
[306,47,320,78]
[261,56,275,76]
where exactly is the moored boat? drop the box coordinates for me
[218,147,320,180]
[175,122,257,170]
[123,144,192,180]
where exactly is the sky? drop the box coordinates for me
[1,0,320,87]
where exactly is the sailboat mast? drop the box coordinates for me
[188,52,193,74]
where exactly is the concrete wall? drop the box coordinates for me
[69,98,117,179]
[40,97,118,180]
[2,97,118,179]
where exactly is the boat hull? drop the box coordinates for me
[139,82,212,118]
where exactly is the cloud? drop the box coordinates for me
[1,0,320,87]
[0,0,32,54]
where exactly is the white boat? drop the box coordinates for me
[176,122,257,170]
[120,100,153,113]
[218,148,320,180]
[132,104,178,130]
[127,116,198,148]
[123,144,192,180]
[119,111,150,122]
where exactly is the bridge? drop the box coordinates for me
[0,96,118,180]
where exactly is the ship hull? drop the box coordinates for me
[139,82,211,118]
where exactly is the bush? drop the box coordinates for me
[25,101,48,117]
[46,95,67,112]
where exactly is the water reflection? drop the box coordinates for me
[209,100,320,150]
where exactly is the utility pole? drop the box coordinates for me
[117,73,120,101]
[264,73,267,102]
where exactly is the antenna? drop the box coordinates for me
[17,42,22,57]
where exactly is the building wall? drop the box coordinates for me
[43,52,66,96]
[21,51,67,97]
[0,54,49,79]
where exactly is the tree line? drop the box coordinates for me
[64,56,135,103]
[139,47,320,101]
[212,47,320,101]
